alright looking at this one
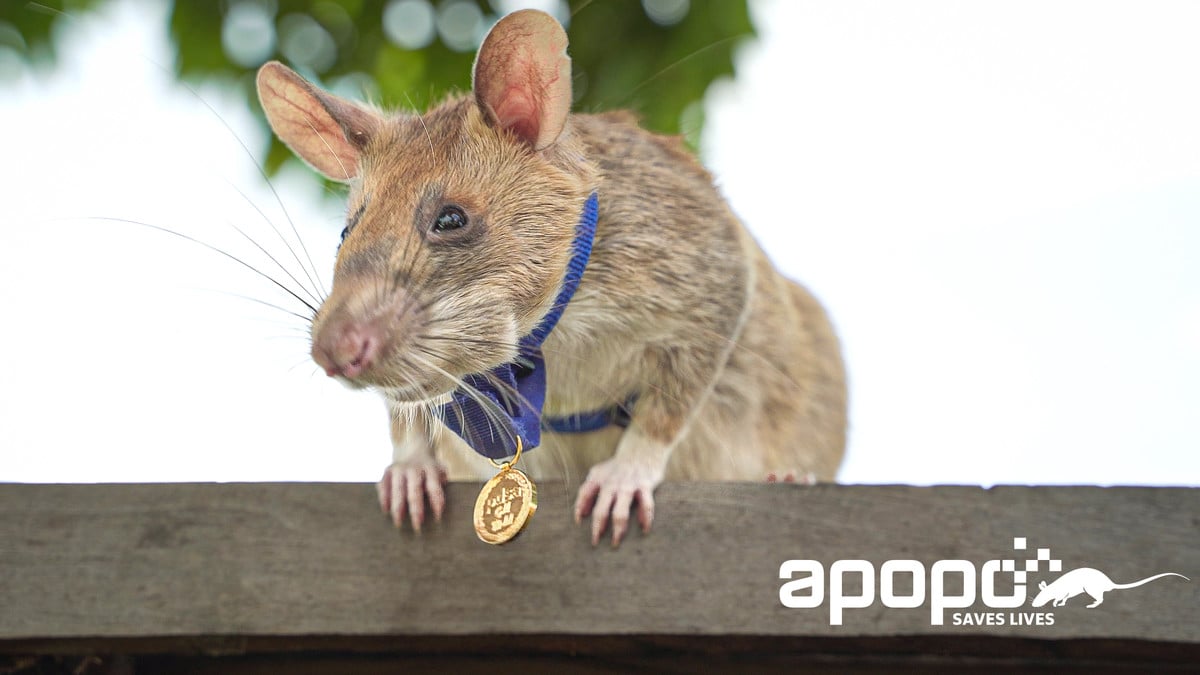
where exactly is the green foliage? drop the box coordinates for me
[6,0,753,183]
[175,0,752,179]
[0,0,103,69]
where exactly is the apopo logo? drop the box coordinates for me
[778,537,1190,626]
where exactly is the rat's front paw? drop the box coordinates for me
[766,471,817,485]
[573,458,662,547]
[377,458,448,532]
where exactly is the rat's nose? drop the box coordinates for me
[312,323,381,379]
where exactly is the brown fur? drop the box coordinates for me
[256,9,847,542]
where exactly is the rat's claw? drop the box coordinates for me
[386,467,407,527]
[407,471,425,532]
[636,488,654,533]
[573,480,601,524]
[610,489,635,547]
[590,485,616,546]
[575,458,661,547]
[425,466,448,522]
[376,474,390,514]
[766,470,817,485]
[378,458,448,532]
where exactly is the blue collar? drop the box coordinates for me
[442,192,632,460]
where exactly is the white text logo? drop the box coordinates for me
[776,537,1188,626]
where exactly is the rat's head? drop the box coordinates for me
[256,10,594,401]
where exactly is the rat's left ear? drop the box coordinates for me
[472,9,571,150]
[256,61,381,181]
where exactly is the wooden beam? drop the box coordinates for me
[1,483,1196,671]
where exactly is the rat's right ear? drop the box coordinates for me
[473,10,571,151]
[256,61,380,181]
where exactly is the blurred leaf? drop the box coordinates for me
[170,0,752,184]
[5,0,753,189]
[0,0,104,69]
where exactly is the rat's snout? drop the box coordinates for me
[310,277,412,383]
[312,321,383,379]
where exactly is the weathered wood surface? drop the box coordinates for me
[0,483,1196,670]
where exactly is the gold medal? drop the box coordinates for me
[473,437,538,544]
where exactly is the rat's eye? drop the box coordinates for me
[432,205,468,233]
[340,202,365,250]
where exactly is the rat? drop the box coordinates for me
[255,9,847,546]
[1030,568,1189,608]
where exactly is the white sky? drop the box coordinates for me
[1,0,1197,486]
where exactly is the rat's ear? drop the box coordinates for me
[256,61,380,181]
[472,9,571,151]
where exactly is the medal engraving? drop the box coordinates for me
[474,467,537,544]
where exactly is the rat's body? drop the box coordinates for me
[1031,568,1189,608]
[421,105,846,486]
[256,10,846,545]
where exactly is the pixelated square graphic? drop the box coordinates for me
[1002,559,1015,572]
[1013,537,1027,550]
[1049,559,1062,572]
[1025,559,1039,572]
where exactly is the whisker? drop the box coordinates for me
[145,61,329,296]
[416,325,693,428]
[569,0,598,18]
[282,354,314,372]
[264,333,312,341]
[300,115,352,190]
[81,216,318,315]
[404,92,437,158]
[222,178,326,304]
[410,351,520,454]
[478,367,541,425]
[389,365,442,439]
[609,36,743,111]
[387,193,438,328]
[690,323,812,398]
[409,341,586,481]
[226,219,324,308]
[195,287,313,324]
[418,334,516,349]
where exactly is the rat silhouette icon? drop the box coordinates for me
[1031,567,1189,609]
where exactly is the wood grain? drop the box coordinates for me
[0,483,1196,670]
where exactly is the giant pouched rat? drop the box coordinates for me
[255,9,847,546]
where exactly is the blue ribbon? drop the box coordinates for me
[542,395,637,434]
[441,192,612,459]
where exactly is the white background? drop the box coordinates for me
[2,0,1197,485]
